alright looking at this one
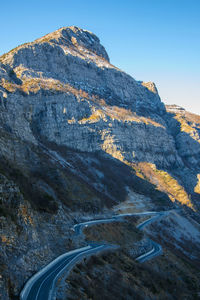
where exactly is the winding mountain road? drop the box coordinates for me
[135,239,162,263]
[20,244,112,300]
[20,211,166,300]
[74,211,165,263]
[135,212,164,262]
[73,211,160,235]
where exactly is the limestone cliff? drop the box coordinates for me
[0,26,200,299]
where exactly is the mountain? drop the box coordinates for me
[0,26,200,299]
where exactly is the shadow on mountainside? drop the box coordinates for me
[0,131,174,219]
[0,87,200,216]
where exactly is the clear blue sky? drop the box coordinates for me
[0,0,199,114]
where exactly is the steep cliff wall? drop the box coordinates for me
[0,26,200,299]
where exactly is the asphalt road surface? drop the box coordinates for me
[20,244,110,300]
[21,211,166,299]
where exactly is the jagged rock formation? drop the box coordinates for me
[0,26,167,162]
[0,26,200,299]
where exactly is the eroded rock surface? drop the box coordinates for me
[0,26,200,299]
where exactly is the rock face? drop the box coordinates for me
[0,26,179,169]
[0,26,200,298]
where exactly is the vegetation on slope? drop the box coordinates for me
[66,248,200,300]
[131,162,194,210]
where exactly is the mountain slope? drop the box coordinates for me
[0,26,200,299]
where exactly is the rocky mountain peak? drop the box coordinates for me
[35,25,110,62]
[0,26,110,67]
[0,26,165,115]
